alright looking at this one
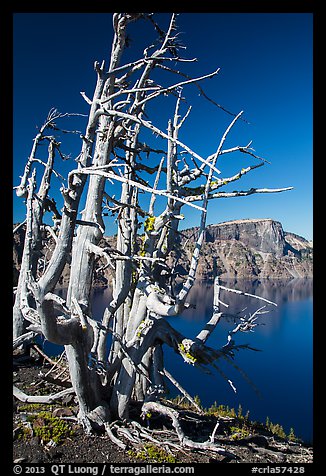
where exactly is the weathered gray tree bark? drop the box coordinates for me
[13,12,292,450]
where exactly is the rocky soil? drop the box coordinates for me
[13,354,313,465]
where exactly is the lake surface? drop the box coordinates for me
[51,279,313,443]
[164,279,313,444]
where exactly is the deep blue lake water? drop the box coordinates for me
[163,279,313,444]
[50,279,313,443]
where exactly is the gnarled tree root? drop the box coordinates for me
[141,401,237,459]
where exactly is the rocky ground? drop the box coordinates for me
[13,353,313,466]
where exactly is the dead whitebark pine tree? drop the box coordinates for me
[13,13,292,455]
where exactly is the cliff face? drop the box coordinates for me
[179,219,313,280]
[13,218,313,286]
[183,219,287,258]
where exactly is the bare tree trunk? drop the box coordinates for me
[13,139,57,339]
[60,13,141,422]
[13,173,36,339]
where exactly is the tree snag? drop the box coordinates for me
[13,12,292,456]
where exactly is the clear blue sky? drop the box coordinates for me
[13,13,313,240]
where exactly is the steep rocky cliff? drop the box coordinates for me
[179,218,313,280]
[13,218,313,286]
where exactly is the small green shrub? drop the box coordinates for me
[265,416,286,439]
[205,402,237,418]
[288,427,299,442]
[18,403,51,412]
[128,443,176,463]
[28,411,74,444]
[230,424,251,440]
[17,424,33,440]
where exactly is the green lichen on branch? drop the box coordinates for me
[144,216,156,233]
[136,319,146,338]
[177,342,197,364]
